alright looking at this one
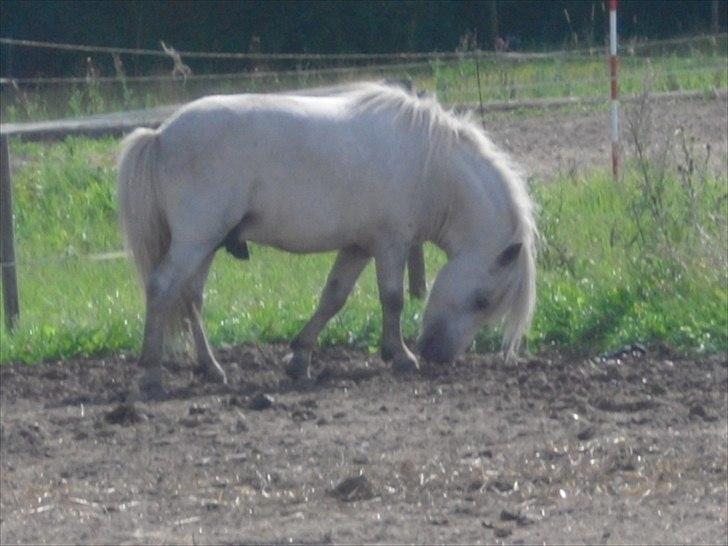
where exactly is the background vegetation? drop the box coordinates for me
[2,0,726,80]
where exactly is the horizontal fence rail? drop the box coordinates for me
[3,86,724,142]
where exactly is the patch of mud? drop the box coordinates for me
[1,344,726,544]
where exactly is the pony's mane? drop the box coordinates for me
[349,82,538,358]
[349,82,479,150]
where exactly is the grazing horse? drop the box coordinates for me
[117,82,536,398]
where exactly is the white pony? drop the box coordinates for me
[118,82,536,398]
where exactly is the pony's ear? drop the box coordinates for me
[497,242,522,267]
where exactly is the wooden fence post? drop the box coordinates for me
[1,135,20,330]
[407,244,427,299]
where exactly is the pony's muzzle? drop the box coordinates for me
[417,319,456,363]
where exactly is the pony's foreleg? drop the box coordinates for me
[286,247,370,380]
[184,255,227,384]
[407,244,427,299]
[137,243,211,399]
[374,243,419,373]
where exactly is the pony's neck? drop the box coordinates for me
[426,155,512,260]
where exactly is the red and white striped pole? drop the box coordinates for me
[609,0,619,180]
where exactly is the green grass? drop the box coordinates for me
[1,136,726,363]
[531,169,727,354]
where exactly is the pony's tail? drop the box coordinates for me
[117,128,167,289]
[117,128,185,339]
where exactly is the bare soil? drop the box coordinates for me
[1,94,727,545]
[1,344,726,545]
[485,94,728,179]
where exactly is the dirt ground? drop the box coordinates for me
[1,94,727,545]
[1,344,726,545]
[484,93,728,179]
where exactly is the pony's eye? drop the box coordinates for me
[473,293,489,312]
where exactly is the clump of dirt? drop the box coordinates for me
[1,343,726,544]
[104,403,148,426]
[330,474,375,502]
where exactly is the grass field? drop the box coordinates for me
[1,131,725,363]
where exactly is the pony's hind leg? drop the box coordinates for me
[185,255,227,384]
[286,246,370,380]
[374,242,419,373]
[137,243,212,399]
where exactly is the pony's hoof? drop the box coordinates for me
[194,362,228,384]
[392,353,420,374]
[284,352,311,381]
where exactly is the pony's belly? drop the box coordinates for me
[244,217,361,254]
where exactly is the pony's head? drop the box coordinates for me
[350,82,537,362]
[409,92,536,364]
[417,235,535,363]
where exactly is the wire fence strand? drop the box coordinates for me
[0,60,436,86]
[0,36,560,61]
